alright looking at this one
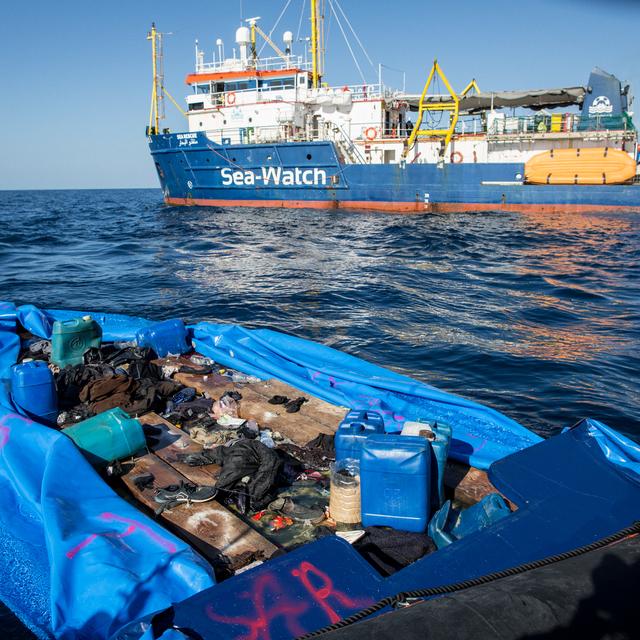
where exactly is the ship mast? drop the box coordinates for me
[147,23,162,135]
[146,23,185,135]
[310,0,324,88]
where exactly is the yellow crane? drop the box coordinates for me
[404,61,480,159]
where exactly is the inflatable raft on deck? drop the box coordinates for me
[0,302,638,639]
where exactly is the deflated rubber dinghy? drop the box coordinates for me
[0,302,638,640]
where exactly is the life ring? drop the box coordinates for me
[364,127,378,141]
[226,92,236,106]
[450,151,464,163]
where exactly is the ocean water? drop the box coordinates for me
[1,188,637,438]
[0,188,639,635]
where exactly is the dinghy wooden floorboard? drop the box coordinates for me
[137,413,221,485]
[174,369,347,445]
[121,452,278,570]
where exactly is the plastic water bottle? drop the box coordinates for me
[231,372,262,383]
[191,355,213,366]
[259,429,275,448]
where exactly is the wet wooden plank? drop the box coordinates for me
[138,413,220,486]
[444,461,508,507]
[170,373,343,445]
[121,453,278,569]
[245,378,348,432]
[173,371,237,398]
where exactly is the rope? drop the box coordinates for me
[332,0,375,72]
[296,521,640,639]
[327,0,365,85]
[296,0,306,42]
[258,0,294,56]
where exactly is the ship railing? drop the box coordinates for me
[206,84,299,106]
[196,55,310,73]
[329,83,396,100]
[205,125,307,146]
[325,123,366,163]
[344,121,413,141]
[454,113,634,137]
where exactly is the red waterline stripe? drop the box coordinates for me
[165,197,640,215]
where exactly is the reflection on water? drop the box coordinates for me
[0,189,638,441]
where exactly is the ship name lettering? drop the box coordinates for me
[220,167,327,187]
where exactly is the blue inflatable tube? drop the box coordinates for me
[0,302,547,638]
[0,303,214,639]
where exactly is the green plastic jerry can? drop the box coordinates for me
[63,407,146,467]
[51,315,102,368]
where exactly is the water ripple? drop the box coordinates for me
[0,189,638,440]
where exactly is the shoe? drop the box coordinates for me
[285,397,308,413]
[154,481,217,506]
[268,395,289,405]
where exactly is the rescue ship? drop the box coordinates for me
[147,1,640,213]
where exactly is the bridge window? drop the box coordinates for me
[259,77,295,90]
[224,81,252,92]
[188,102,205,111]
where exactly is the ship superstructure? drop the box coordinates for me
[147,2,640,212]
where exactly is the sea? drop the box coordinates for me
[0,188,639,636]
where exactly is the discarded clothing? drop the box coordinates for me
[83,346,117,365]
[55,364,116,408]
[247,478,331,548]
[104,346,156,368]
[239,420,259,439]
[128,360,164,382]
[268,495,326,524]
[305,432,336,458]
[186,440,282,509]
[216,415,245,428]
[221,390,242,403]
[76,372,181,417]
[353,526,436,576]
[277,442,333,471]
[189,426,239,448]
[171,387,196,406]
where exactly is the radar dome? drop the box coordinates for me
[235,26,251,45]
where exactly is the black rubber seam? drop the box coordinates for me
[296,520,640,639]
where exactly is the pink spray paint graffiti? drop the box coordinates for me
[66,512,177,559]
[206,560,373,640]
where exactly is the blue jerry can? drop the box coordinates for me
[428,493,511,549]
[136,318,190,357]
[402,419,452,511]
[430,421,452,511]
[335,410,385,463]
[361,434,430,532]
[10,361,58,425]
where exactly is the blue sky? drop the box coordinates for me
[0,0,637,190]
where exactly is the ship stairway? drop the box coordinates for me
[330,124,365,164]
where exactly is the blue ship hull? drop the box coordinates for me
[150,132,640,212]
